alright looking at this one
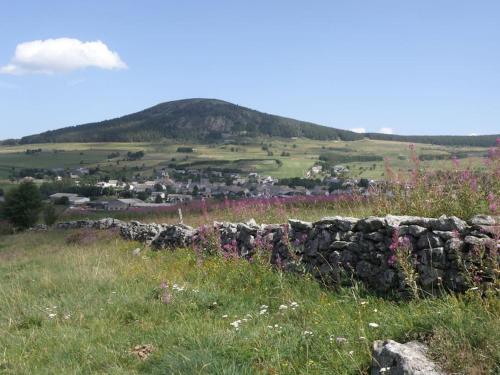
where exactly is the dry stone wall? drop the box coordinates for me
[54,214,499,295]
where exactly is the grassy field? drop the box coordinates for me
[0,230,498,374]
[0,138,490,181]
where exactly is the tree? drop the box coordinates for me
[2,182,43,229]
[43,203,59,226]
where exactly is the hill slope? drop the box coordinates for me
[18,98,499,146]
[20,99,361,144]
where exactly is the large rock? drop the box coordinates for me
[469,214,496,226]
[152,224,196,249]
[288,219,312,230]
[314,216,358,231]
[355,217,386,233]
[371,340,445,375]
[429,215,467,232]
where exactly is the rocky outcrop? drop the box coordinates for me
[371,340,445,375]
[51,214,499,295]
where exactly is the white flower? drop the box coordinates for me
[290,302,299,307]
[259,309,267,315]
[335,337,347,345]
[279,304,288,310]
[260,305,268,309]
[212,302,217,305]
[48,313,57,319]
[63,314,71,320]
[230,320,241,328]
[303,330,313,336]
[368,323,379,328]
[349,350,354,355]
[267,325,273,329]
[360,301,368,305]
[172,283,185,292]
[380,367,390,373]
[373,309,378,313]
[222,314,228,318]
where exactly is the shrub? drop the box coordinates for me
[2,182,43,230]
[43,204,59,226]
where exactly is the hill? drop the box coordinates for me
[16,98,500,146]
[19,99,362,144]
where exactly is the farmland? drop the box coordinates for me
[0,138,490,184]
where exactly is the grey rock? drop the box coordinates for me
[433,231,455,240]
[288,219,313,230]
[315,216,358,231]
[371,340,444,375]
[417,234,443,249]
[355,216,386,233]
[429,215,467,232]
[364,232,385,242]
[132,248,141,256]
[330,241,350,250]
[469,214,496,226]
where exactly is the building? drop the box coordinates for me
[49,193,90,206]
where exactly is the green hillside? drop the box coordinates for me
[14,99,499,146]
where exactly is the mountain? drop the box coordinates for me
[19,99,362,144]
[17,98,500,146]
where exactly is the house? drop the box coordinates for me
[165,194,193,204]
[49,193,90,206]
[332,165,349,176]
[106,198,144,211]
[150,191,166,200]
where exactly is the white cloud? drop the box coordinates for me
[351,127,366,133]
[379,127,394,134]
[1,38,127,74]
[469,133,478,136]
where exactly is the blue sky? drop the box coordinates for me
[0,0,499,139]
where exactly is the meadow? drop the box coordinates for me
[0,231,498,374]
[0,138,490,183]
[1,139,499,374]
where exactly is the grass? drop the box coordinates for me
[0,138,491,180]
[0,230,498,374]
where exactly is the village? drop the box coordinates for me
[12,164,376,211]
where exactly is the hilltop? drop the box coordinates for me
[17,98,499,146]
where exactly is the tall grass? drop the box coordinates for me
[372,141,500,219]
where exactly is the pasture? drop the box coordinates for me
[0,138,490,181]
[0,230,497,374]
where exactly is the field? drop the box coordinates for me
[0,230,498,374]
[0,138,490,184]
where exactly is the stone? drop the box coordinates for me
[469,214,496,226]
[356,260,377,279]
[371,340,444,375]
[420,248,446,268]
[417,234,443,249]
[364,232,385,242]
[445,238,464,260]
[330,241,350,250]
[464,236,484,247]
[399,225,427,237]
[288,219,312,230]
[433,231,455,240]
[315,216,358,231]
[429,215,467,232]
[132,248,141,256]
[355,217,386,233]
